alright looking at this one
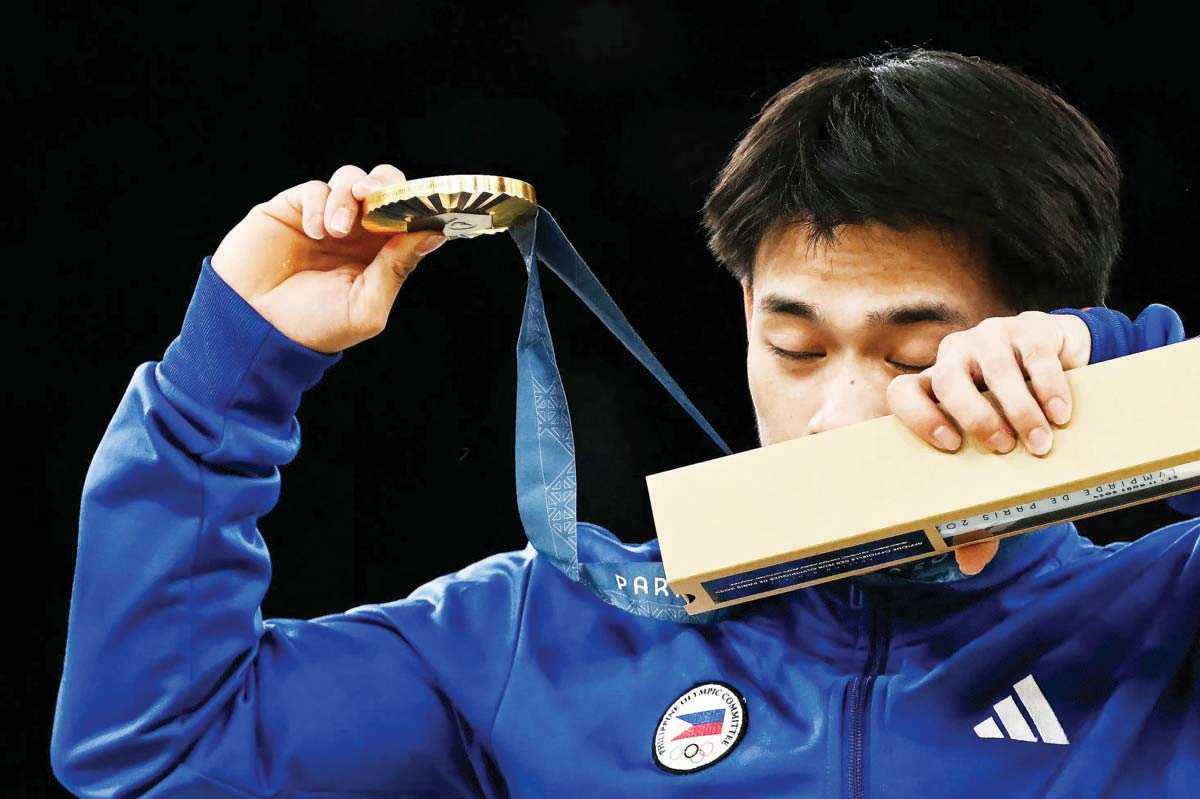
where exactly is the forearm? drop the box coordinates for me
[51,257,342,796]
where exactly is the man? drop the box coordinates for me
[52,47,1197,797]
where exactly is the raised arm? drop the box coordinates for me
[52,166,527,797]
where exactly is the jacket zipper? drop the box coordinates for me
[847,583,890,799]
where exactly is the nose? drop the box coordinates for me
[805,363,890,435]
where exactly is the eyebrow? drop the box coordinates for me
[759,293,969,328]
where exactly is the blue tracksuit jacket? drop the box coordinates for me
[51,256,1199,797]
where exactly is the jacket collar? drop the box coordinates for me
[750,523,1092,630]
[851,523,1079,592]
[578,521,1089,617]
[821,522,1092,616]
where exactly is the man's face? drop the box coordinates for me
[743,221,1016,446]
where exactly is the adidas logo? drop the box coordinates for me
[974,674,1069,745]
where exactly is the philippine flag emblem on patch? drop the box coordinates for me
[652,681,748,774]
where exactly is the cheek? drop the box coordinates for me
[745,348,781,402]
[746,351,818,436]
[747,347,811,397]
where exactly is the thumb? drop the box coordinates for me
[955,539,999,576]
[354,230,448,326]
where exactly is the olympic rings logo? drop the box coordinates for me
[668,741,716,763]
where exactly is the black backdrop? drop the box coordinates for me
[13,2,1199,795]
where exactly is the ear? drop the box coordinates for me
[742,279,754,339]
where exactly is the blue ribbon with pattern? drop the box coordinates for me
[509,206,738,624]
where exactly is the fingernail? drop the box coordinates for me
[1028,426,1052,455]
[415,234,447,255]
[986,429,1016,453]
[1047,397,1070,425]
[932,425,961,451]
[330,207,351,235]
[307,218,324,239]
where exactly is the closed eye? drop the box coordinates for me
[767,345,821,361]
[767,345,931,372]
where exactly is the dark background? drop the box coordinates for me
[11,2,1199,795]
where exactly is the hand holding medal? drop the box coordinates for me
[209,166,537,355]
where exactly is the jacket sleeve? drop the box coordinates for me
[51,256,527,798]
[1050,302,1199,517]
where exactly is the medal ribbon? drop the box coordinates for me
[509,206,738,624]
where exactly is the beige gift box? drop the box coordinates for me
[645,338,1200,616]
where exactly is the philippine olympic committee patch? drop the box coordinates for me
[652,681,748,774]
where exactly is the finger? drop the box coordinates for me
[368,163,406,185]
[352,163,407,200]
[297,180,331,240]
[927,359,1018,453]
[351,176,384,201]
[1012,319,1073,426]
[972,335,1054,456]
[886,372,962,452]
[955,540,999,575]
[349,230,448,331]
[324,165,369,238]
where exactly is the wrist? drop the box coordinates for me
[158,256,343,421]
[1059,312,1092,367]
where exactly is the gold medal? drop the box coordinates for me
[361,174,537,239]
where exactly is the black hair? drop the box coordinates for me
[700,47,1122,311]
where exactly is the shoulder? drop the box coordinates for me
[359,546,543,678]
[404,543,539,608]
[1058,517,1200,581]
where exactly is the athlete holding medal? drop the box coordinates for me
[53,47,1199,797]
